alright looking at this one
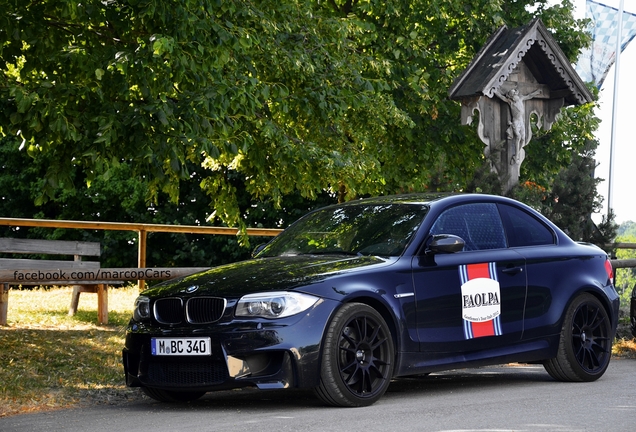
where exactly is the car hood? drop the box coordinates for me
[143,255,393,298]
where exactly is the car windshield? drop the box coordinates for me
[258,203,428,257]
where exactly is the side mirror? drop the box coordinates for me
[427,234,465,254]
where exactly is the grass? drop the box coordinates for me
[0,286,140,418]
[0,286,634,418]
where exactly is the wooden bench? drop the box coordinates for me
[0,238,118,325]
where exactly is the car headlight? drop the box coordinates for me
[235,292,319,319]
[133,296,151,321]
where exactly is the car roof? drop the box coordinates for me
[335,193,558,231]
[338,192,522,207]
[337,193,454,206]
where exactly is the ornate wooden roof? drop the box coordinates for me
[449,18,593,106]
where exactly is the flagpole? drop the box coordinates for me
[608,0,624,216]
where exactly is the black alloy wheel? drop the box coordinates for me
[544,293,612,382]
[315,303,395,407]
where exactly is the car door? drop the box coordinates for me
[496,203,562,341]
[412,203,528,355]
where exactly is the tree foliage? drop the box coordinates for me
[1,1,602,243]
[1,0,407,229]
[0,135,333,268]
[615,222,636,299]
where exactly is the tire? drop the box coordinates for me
[141,387,206,403]
[314,303,395,407]
[543,293,612,382]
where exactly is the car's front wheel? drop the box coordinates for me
[314,303,395,407]
[141,387,206,403]
[543,293,612,382]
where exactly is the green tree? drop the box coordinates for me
[316,0,593,191]
[0,135,333,268]
[0,0,412,230]
[1,0,594,232]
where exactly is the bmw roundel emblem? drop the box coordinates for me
[186,285,199,293]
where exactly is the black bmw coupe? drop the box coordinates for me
[123,193,619,407]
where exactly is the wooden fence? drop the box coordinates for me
[608,243,636,269]
[0,217,283,290]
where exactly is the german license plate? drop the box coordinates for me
[151,337,211,356]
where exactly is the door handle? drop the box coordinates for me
[502,266,523,275]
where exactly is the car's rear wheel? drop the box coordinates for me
[314,303,394,407]
[543,293,612,382]
[141,387,206,403]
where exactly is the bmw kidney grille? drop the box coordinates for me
[154,297,226,325]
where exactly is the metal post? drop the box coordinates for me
[608,0,625,215]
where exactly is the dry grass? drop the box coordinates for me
[0,286,141,418]
[613,338,636,359]
[1,286,634,418]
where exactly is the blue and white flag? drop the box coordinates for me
[575,0,636,88]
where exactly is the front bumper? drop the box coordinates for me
[123,297,337,392]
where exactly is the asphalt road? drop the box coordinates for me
[2,359,635,432]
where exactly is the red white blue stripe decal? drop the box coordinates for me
[459,262,502,339]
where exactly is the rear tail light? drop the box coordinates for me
[604,258,614,282]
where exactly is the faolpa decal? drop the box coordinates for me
[459,262,502,339]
